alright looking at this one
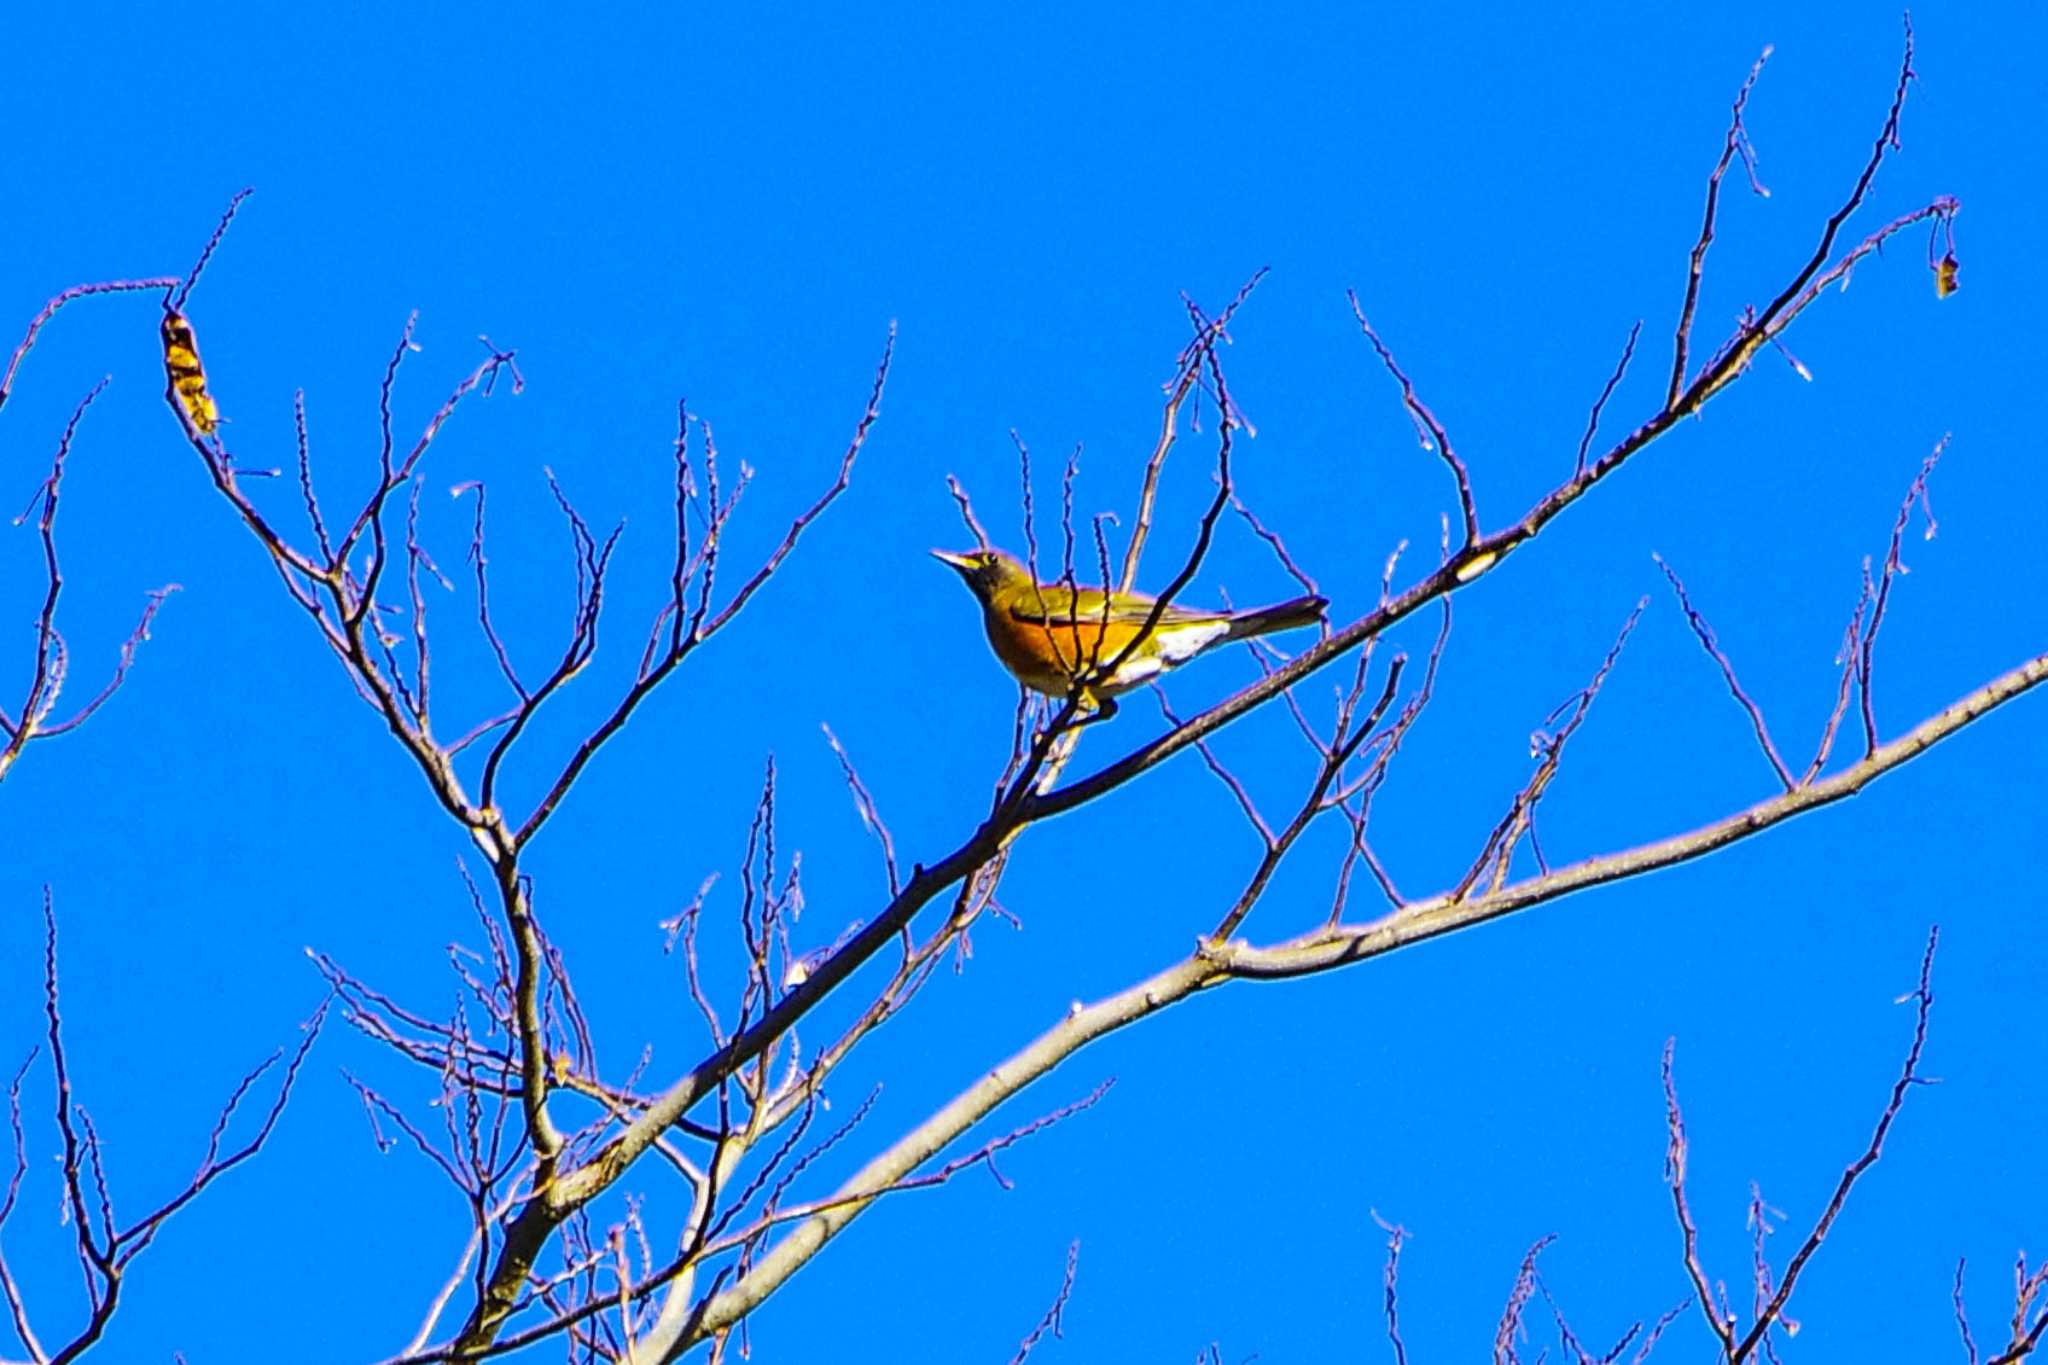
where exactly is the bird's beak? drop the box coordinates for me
[930,549,977,573]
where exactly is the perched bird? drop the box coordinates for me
[933,546,1327,716]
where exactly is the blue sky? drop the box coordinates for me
[2,3,2043,1361]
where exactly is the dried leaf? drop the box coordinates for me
[1935,253,1960,299]
[161,309,221,433]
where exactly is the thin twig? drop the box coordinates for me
[1008,1241,1080,1364]
[1663,1041,1738,1357]
[1455,598,1647,900]
[1578,323,1643,478]
[1349,294,1479,548]
[822,726,900,896]
[1,278,180,416]
[1957,1260,1981,1365]
[1803,578,1870,784]
[1119,270,1266,591]
[1653,555,1795,790]
[1669,49,1773,407]
[1730,926,1941,1362]
[172,188,254,312]
[1494,1235,1555,1365]
[1376,1214,1410,1365]
[1858,436,1947,756]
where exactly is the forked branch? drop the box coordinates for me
[1664,928,1939,1363]
[0,893,326,1365]
[3,379,177,785]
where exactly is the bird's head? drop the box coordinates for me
[931,546,1032,606]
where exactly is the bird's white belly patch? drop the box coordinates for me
[1156,621,1231,661]
[1100,621,1230,691]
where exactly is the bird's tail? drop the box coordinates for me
[1222,594,1328,641]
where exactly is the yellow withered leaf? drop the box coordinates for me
[1935,253,1960,299]
[161,309,220,434]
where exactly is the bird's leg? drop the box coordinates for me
[1070,692,1118,727]
[1029,691,1114,792]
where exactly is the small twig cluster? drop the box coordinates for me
[1371,933,1951,1363]
[1664,928,1938,1363]
[1954,1254,2048,1365]
[0,894,325,1364]
[2,288,182,786]
[1009,1241,1081,1365]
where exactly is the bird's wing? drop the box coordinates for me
[1005,585,1217,627]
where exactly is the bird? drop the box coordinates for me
[932,546,1327,717]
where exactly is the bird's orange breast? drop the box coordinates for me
[982,610,1138,694]
[981,609,1226,697]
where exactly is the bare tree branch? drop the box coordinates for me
[124,31,1996,1361]
[1120,269,1266,592]
[1578,323,1643,479]
[0,279,180,418]
[1377,1215,1411,1365]
[1653,554,1795,791]
[1008,1241,1080,1365]
[3,380,177,784]
[4,892,326,1365]
[1660,927,1942,1364]
[1664,1041,1739,1357]
[1494,1235,1555,1365]
[1669,46,1773,408]
[1349,294,1479,550]
[644,651,2038,1355]
[1858,436,1947,756]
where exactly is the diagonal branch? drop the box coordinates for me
[1858,436,1947,756]
[513,327,894,848]
[1578,322,1643,479]
[1350,294,1479,549]
[171,187,253,313]
[3,380,175,769]
[1009,1241,1080,1365]
[1120,269,1265,592]
[21,891,326,1365]
[1378,1216,1411,1365]
[1669,47,1773,407]
[1664,1042,1737,1357]
[1728,927,1939,1363]
[1653,555,1795,791]
[0,278,181,418]
[657,651,2041,1354]
[1454,597,1646,899]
